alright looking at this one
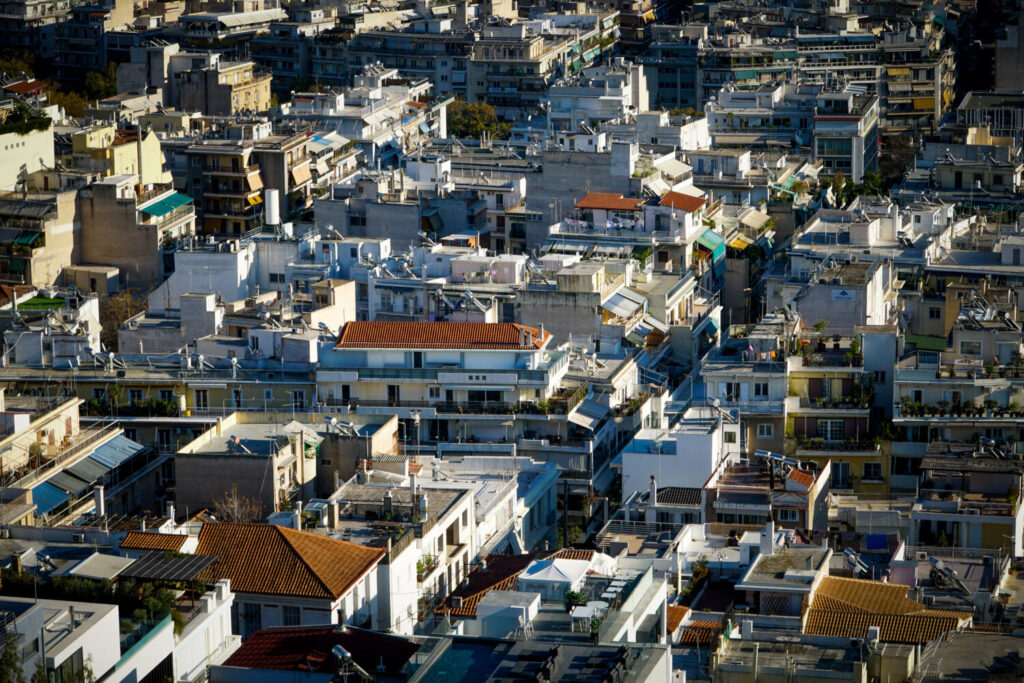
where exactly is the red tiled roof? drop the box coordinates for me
[3,80,44,95]
[804,610,967,644]
[335,321,550,350]
[224,626,419,673]
[120,531,188,552]
[667,605,689,634]
[787,469,815,488]
[434,553,537,617]
[575,193,644,212]
[196,523,384,600]
[660,191,706,212]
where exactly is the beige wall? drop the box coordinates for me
[0,126,54,191]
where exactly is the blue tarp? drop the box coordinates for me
[865,534,888,551]
[32,482,69,515]
[88,435,145,469]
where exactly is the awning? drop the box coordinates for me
[13,232,42,247]
[693,315,720,337]
[734,70,757,80]
[419,121,430,134]
[88,435,146,468]
[729,234,755,249]
[697,229,726,260]
[888,67,910,77]
[8,258,25,273]
[583,48,600,61]
[67,457,110,483]
[32,482,69,515]
[905,333,946,352]
[568,399,609,431]
[46,471,90,497]
[290,164,312,186]
[569,59,581,71]
[913,98,933,111]
[656,158,691,179]
[246,174,264,192]
[248,195,263,206]
[139,192,192,217]
[602,288,646,319]
[423,208,442,231]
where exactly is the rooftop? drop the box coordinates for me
[223,625,420,674]
[334,321,550,350]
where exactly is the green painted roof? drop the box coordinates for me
[905,333,946,352]
[140,192,192,217]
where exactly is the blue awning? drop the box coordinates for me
[697,229,726,261]
[88,435,145,469]
[32,482,69,515]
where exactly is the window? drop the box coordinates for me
[929,307,941,319]
[754,382,768,397]
[777,508,799,522]
[872,370,886,384]
[816,419,844,441]
[282,605,301,626]
[959,341,981,356]
[232,388,243,409]
[128,389,143,404]
[831,461,850,487]
[157,429,172,451]
[264,388,273,401]
[724,431,737,443]
[428,386,441,399]
[93,388,107,400]
[124,428,137,441]
[757,423,773,439]
[194,389,209,410]
[290,390,306,412]
[863,462,882,481]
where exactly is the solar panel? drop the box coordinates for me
[118,552,218,582]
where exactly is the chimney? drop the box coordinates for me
[742,619,753,640]
[166,502,175,522]
[140,519,146,532]
[645,475,657,524]
[327,501,339,529]
[420,493,429,521]
[11,554,21,575]
[383,490,394,517]
[760,521,775,557]
[410,472,418,500]
[94,485,105,518]
[68,606,76,631]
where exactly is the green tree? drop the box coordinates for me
[99,289,146,352]
[0,632,26,683]
[446,99,511,140]
[45,88,88,118]
[83,63,118,101]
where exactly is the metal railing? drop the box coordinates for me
[11,422,121,490]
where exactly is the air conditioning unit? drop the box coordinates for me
[916,551,928,561]
[72,534,84,543]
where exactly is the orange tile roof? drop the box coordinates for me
[659,191,707,213]
[120,531,188,552]
[335,321,550,350]
[4,80,44,95]
[550,548,595,561]
[812,576,921,614]
[666,605,689,634]
[805,576,971,644]
[196,523,384,600]
[575,193,644,212]
[804,609,967,644]
[788,469,815,488]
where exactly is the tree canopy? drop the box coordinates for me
[447,99,511,140]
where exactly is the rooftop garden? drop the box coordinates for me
[0,102,51,136]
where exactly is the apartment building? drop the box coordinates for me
[0,0,70,58]
[77,174,196,288]
[66,124,171,187]
[166,7,287,59]
[185,140,264,234]
[52,0,132,84]
[177,58,273,116]
[249,7,336,93]
[0,189,76,286]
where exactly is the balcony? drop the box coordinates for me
[796,396,870,411]
[915,489,1019,517]
[793,436,879,453]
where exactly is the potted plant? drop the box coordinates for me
[937,400,949,416]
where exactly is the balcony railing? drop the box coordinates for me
[917,488,1019,517]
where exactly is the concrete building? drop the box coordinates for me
[177,57,273,116]
[77,174,196,288]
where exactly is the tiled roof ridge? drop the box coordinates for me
[277,523,386,598]
[274,524,338,599]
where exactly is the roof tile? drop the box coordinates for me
[196,523,384,600]
[120,531,188,552]
[335,321,550,350]
[660,191,707,212]
[575,192,644,212]
[224,626,419,673]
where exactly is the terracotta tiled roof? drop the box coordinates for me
[812,576,921,614]
[575,192,644,212]
[805,576,971,644]
[550,548,595,561]
[788,469,815,488]
[804,609,967,644]
[196,523,384,600]
[666,605,689,634]
[660,191,707,212]
[224,626,419,673]
[434,553,537,617]
[3,80,44,95]
[679,620,722,645]
[335,321,550,350]
[120,531,188,552]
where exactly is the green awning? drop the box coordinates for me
[734,70,757,79]
[140,192,193,217]
[583,48,600,61]
[14,232,42,247]
[905,333,946,352]
[569,59,581,71]
[697,229,726,261]
[8,258,25,273]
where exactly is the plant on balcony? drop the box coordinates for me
[984,399,999,416]
[937,400,949,416]
[564,589,587,612]
[1011,402,1022,417]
